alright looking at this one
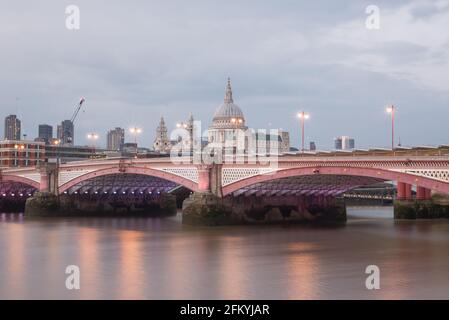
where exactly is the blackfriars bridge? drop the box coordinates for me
[2,147,449,222]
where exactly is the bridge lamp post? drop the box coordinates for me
[51,139,62,200]
[386,105,395,150]
[13,144,25,167]
[53,139,61,163]
[129,127,142,158]
[87,133,99,158]
[297,111,310,153]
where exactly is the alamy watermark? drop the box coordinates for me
[65,265,80,290]
[365,265,380,290]
[65,5,80,30]
[168,120,280,171]
[365,5,380,30]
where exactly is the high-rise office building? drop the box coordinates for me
[107,127,125,151]
[334,137,342,150]
[38,124,53,144]
[4,115,21,140]
[310,141,317,151]
[334,136,355,150]
[57,120,74,146]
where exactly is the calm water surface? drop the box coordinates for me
[1,207,449,299]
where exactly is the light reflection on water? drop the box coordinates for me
[1,207,449,299]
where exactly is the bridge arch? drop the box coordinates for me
[0,175,40,190]
[222,166,449,196]
[58,166,199,195]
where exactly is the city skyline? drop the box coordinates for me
[2,1,449,303]
[1,1,449,150]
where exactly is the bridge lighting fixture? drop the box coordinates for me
[129,127,142,158]
[87,133,99,140]
[386,105,395,150]
[129,127,142,134]
[297,112,310,120]
[297,111,310,153]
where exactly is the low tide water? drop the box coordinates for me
[1,206,449,299]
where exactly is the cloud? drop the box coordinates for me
[0,0,448,150]
[322,0,449,91]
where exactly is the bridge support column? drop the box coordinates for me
[396,182,405,200]
[25,163,60,216]
[416,186,431,200]
[425,188,432,200]
[396,182,412,200]
[394,183,449,219]
[39,170,49,192]
[37,163,59,194]
[197,165,211,193]
[182,163,232,225]
[405,183,412,200]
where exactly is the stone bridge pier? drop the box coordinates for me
[38,162,59,194]
[183,164,449,225]
[25,162,178,217]
[393,181,447,219]
[182,164,347,226]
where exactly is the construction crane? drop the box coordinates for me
[64,98,86,145]
[71,98,86,124]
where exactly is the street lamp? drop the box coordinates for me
[386,105,395,150]
[52,139,61,163]
[129,127,142,158]
[297,111,310,153]
[87,133,99,158]
[13,144,25,167]
[52,139,61,197]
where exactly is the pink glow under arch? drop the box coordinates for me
[58,166,199,194]
[0,175,40,190]
[221,166,449,197]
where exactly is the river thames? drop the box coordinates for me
[1,207,449,299]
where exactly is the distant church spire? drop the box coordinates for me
[224,77,234,104]
[153,116,170,153]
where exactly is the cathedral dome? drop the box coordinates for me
[211,78,246,128]
[213,102,244,119]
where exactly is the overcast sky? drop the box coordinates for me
[1,0,448,149]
